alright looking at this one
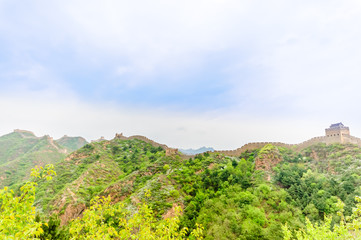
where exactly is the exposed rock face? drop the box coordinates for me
[255,144,283,181]
[162,203,184,219]
[59,202,86,226]
[165,148,178,156]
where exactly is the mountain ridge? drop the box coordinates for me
[0,130,88,188]
[3,126,361,239]
[179,147,215,155]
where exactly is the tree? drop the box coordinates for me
[1,165,203,239]
[68,195,203,239]
[283,198,361,239]
[0,164,56,239]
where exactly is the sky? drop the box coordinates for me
[1,0,361,150]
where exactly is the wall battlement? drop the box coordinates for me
[213,124,361,156]
[215,135,361,156]
[111,124,361,158]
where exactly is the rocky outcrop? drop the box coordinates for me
[255,144,283,181]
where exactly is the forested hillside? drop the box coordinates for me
[3,135,361,239]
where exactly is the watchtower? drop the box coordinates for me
[325,123,350,143]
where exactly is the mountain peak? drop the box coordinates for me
[13,129,36,138]
[179,146,214,155]
[55,136,88,152]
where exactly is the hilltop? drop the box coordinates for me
[56,135,88,152]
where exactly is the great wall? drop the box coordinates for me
[110,123,361,157]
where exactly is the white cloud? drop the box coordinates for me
[0,89,345,150]
[2,1,361,149]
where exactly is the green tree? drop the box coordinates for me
[0,164,56,239]
[68,195,203,239]
[283,198,361,239]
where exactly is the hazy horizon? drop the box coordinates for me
[1,1,361,149]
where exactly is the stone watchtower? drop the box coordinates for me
[325,122,350,143]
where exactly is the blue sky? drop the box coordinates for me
[1,1,361,149]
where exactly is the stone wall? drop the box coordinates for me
[216,142,294,157]
[112,132,361,158]
[343,135,361,145]
[214,134,361,157]
[295,136,327,150]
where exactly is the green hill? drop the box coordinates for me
[55,135,88,153]
[0,130,39,165]
[0,130,88,188]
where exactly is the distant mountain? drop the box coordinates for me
[0,130,88,188]
[178,146,214,155]
[56,135,88,152]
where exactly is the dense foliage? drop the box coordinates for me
[68,195,203,240]
[0,165,203,239]
[0,165,56,239]
[275,143,361,220]
[3,137,361,239]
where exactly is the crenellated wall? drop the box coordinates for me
[214,134,361,156]
[294,136,327,150]
[343,135,361,145]
[111,131,361,158]
[216,142,294,157]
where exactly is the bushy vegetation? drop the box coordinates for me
[275,143,361,220]
[0,165,203,239]
[0,164,56,239]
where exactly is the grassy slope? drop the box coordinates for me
[0,132,39,165]
[0,135,66,188]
